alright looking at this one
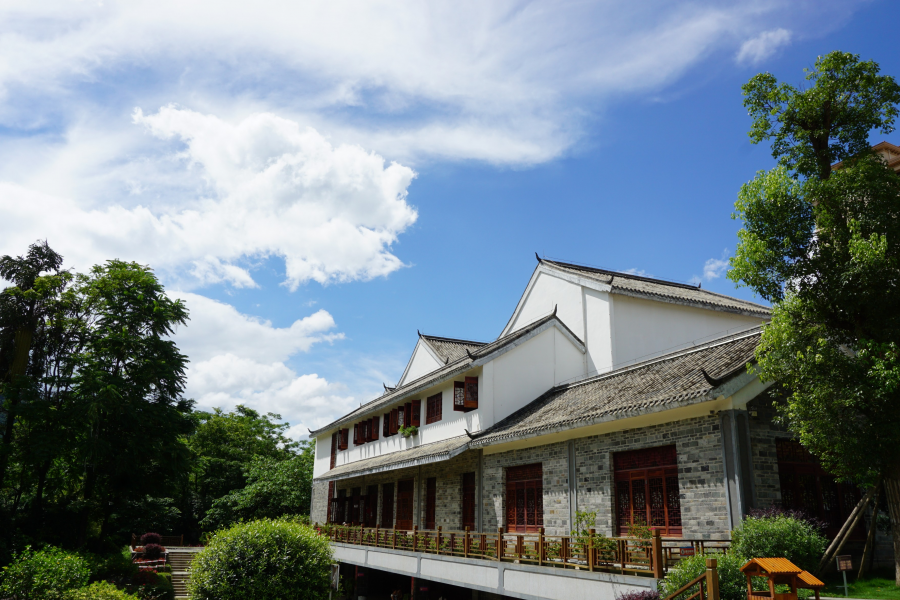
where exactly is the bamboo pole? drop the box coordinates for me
[858,485,881,580]
[816,486,876,576]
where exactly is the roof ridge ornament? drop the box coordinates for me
[535,251,542,263]
[552,304,557,316]
[466,348,476,360]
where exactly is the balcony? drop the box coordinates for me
[316,524,730,600]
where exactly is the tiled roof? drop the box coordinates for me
[470,329,761,447]
[308,311,575,436]
[542,259,771,317]
[420,334,486,364]
[314,435,470,481]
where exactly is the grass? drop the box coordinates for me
[820,569,900,600]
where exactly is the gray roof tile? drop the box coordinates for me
[420,335,486,364]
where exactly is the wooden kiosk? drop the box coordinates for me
[740,558,825,600]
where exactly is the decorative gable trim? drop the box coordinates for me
[476,313,585,366]
[396,337,443,387]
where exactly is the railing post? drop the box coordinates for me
[588,528,595,572]
[375,525,379,547]
[465,527,470,558]
[652,527,665,578]
[392,529,397,550]
[538,527,545,566]
[706,558,720,600]
[413,526,419,552]
[497,527,503,561]
[619,539,626,573]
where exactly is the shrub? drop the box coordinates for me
[747,506,826,533]
[732,514,827,571]
[617,590,660,600]
[0,546,90,600]
[188,518,332,600]
[141,544,164,560]
[81,549,138,583]
[133,572,174,600]
[140,534,162,547]
[660,553,749,600]
[68,581,138,600]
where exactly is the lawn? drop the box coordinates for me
[820,570,900,600]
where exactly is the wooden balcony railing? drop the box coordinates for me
[315,523,730,579]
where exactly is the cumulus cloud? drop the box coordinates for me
[170,292,356,433]
[690,249,730,284]
[0,107,417,289]
[736,28,792,65]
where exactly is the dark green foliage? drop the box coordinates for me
[731,515,828,572]
[0,546,90,600]
[659,552,749,600]
[188,519,332,600]
[200,442,314,530]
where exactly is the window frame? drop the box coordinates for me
[426,392,442,424]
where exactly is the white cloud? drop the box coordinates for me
[735,28,792,65]
[623,268,651,277]
[170,291,356,434]
[692,249,730,284]
[0,107,417,289]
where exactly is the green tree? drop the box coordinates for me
[731,51,900,582]
[200,442,314,530]
[187,405,298,531]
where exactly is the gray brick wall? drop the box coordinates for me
[746,392,791,508]
[310,479,330,524]
[573,415,729,539]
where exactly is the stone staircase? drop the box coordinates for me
[166,548,201,599]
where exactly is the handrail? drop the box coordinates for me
[664,558,720,600]
[315,523,728,578]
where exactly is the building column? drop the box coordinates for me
[720,409,757,529]
[567,439,577,533]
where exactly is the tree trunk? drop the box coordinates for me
[883,467,900,586]
[31,460,51,531]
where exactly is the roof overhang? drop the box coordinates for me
[314,436,470,482]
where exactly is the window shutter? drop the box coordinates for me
[404,402,412,427]
[464,376,478,410]
[338,428,347,450]
[365,420,372,442]
[383,413,390,437]
[391,408,399,434]
[453,381,465,411]
[411,399,421,427]
[426,392,442,424]
[371,416,379,440]
[330,433,338,469]
[353,423,359,445]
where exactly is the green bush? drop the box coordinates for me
[732,515,827,571]
[81,549,138,582]
[188,518,333,600]
[660,553,749,600]
[0,546,90,600]
[68,582,138,600]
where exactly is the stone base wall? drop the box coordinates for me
[311,479,330,524]
[746,393,790,508]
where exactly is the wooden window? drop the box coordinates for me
[404,402,412,427]
[426,393,442,424]
[364,485,378,527]
[411,400,421,427]
[338,428,348,450]
[614,445,682,536]
[453,381,465,411]
[396,479,415,530]
[353,423,359,445]
[351,487,361,524]
[776,439,863,539]
[332,489,347,524]
[462,472,476,530]
[362,420,370,443]
[425,477,437,529]
[371,416,379,441]
[506,464,543,533]
[383,413,391,437]
[390,408,399,435]
[464,377,478,410]
[381,483,394,528]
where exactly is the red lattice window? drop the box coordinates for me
[390,408,399,435]
[614,445,681,536]
[338,428,348,450]
[462,472,476,530]
[396,479,415,530]
[464,377,478,409]
[426,393,442,424]
[397,406,406,428]
[381,482,394,528]
[383,413,391,437]
[454,381,465,411]
[370,416,379,441]
[506,463,543,533]
[425,477,436,529]
[776,439,863,539]
[411,400,421,427]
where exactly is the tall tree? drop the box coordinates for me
[732,51,900,582]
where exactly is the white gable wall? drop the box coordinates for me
[611,294,766,369]
[505,271,584,338]
[398,339,444,386]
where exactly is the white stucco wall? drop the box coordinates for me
[583,287,613,376]
[611,294,766,369]
[398,340,443,386]
[506,271,584,337]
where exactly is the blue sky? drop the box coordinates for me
[1,0,897,436]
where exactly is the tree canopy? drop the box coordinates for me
[730,51,900,582]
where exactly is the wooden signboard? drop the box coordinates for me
[836,555,852,571]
